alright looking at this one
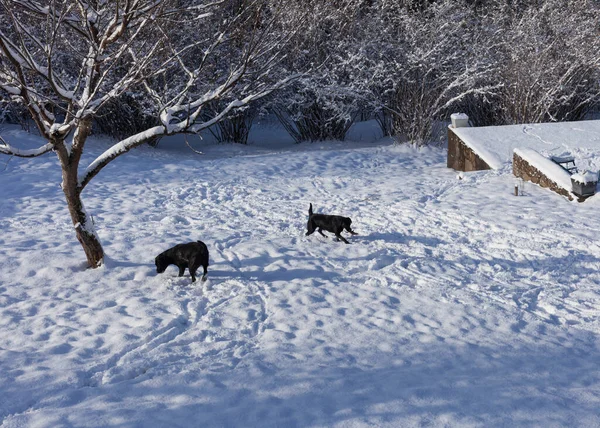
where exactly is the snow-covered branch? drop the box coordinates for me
[0,134,54,157]
[78,125,165,190]
[79,70,300,190]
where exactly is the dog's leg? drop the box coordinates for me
[189,258,202,283]
[201,264,208,282]
[317,227,327,237]
[306,220,316,236]
[178,265,186,277]
[336,233,350,244]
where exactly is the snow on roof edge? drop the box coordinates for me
[449,125,504,170]
[514,147,573,192]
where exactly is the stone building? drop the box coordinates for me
[446,117,600,200]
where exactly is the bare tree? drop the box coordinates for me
[0,0,299,267]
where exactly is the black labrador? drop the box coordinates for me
[155,241,209,283]
[305,203,357,244]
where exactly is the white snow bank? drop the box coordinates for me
[451,120,600,171]
[514,148,573,191]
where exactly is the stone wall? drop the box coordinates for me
[512,152,574,201]
[447,128,491,172]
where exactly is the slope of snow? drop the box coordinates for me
[1,123,600,427]
[452,119,600,171]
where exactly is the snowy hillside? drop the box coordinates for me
[1,124,600,427]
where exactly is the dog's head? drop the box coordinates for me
[155,253,168,273]
[344,217,352,227]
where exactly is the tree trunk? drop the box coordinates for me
[64,188,104,268]
[56,119,105,268]
[62,179,105,268]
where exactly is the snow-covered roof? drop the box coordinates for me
[451,120,600,171]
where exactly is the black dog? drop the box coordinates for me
[306,203,357,244]
[155,241,209,283]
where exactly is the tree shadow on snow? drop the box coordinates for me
[103,256,148,269]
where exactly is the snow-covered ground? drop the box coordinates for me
[1,122,600,427]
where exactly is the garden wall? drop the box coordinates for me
[512,151,574,201]
[447,128,491,172]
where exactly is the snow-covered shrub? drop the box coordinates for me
[310,0,599,141]
[273,78,358,143]
[95,94,160,145]
[274,101,356,143]
[386,2,498,144]
[491,0,600,124]
[207,105,258,145]
[0,99,29,130]
[329,0,501,144]
[267,0,364,142]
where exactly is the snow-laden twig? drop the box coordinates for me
[0,134,54,157]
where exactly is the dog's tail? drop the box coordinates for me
[308,203,313,216]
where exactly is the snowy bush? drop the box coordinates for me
[267,0,364,142]
[206,104,258,145]
[273,78,359,143]
[491,0,600,124]
[95,94,161,145]
[299,0,600,142]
